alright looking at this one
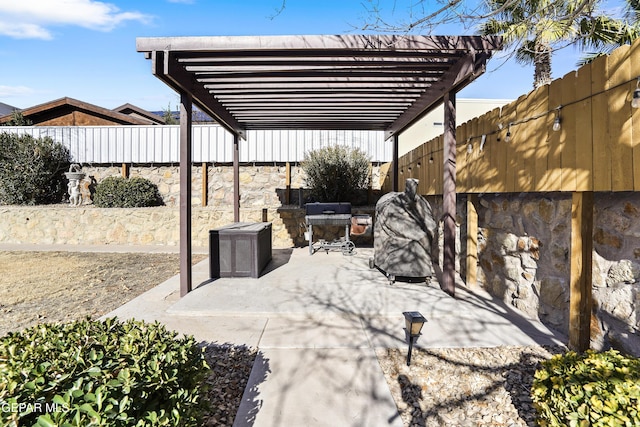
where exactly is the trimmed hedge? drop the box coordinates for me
[532,349,640,427]
[94,176,163,208]
[0,132,71,205]
[0,318,209,426]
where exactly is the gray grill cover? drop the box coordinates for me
[374,179,436,277]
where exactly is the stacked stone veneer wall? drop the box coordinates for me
[457,192,640,356]
[82,164,383,208]
[0,163,377,249]
[0,205,374,250]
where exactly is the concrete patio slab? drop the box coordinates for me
[258,315,371,349]
[232,347,403,427]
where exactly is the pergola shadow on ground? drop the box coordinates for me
[173,248,566,350]
[136,34,503,298]
[106,246,565,427]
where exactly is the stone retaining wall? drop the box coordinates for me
[469,192,640,356]
[0,205,374,250]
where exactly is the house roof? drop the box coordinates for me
[136,34,502,139]
[113,103,165,125]
[0,102,18,117]
[0,97,150,125]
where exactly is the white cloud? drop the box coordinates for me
[0,22,53,40]
[0,0,152,39]
[0,85,35,97]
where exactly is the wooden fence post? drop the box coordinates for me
[121,163,129,179]
[466,194,478,287]
[201,162,208,207]
[569,191,594,352]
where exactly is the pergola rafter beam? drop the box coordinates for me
[152,51,247,139]
[385,52,490,139]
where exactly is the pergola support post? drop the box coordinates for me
[442,91,456,296]
[569,191,594,352]
[285,161,291,205]
[179,92,193,297]
[392,135,399,192]
[233,134,240,222]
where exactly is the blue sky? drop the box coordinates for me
[0,0,610,112]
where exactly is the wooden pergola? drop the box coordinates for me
[136,34,502,296]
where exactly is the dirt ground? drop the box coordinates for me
[0,251,205,336]
[0,250,257,426]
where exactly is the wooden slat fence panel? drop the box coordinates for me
[575,65,594,191]
[633,41,640,190]
[457,121,469,192]
[591,55,611,191]
[607,45,633,191]
[398,38,640,195]
[501,100,518,193]
[468,117,480,192]
[529,85,549,192]
[486,107,503,192]
[560,70,578,191]
[545,78,563,191]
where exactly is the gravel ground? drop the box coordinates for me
[377,345,567,427]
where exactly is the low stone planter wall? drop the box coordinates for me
[0,205,374,250]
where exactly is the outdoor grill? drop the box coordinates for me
[372,179,437,283]
[304,202,355,255]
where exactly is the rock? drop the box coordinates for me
[606,260,640,285]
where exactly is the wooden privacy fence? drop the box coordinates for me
[398,38,640,195]
[393,39,640,352]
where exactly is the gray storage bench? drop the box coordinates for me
[209,222,272,278]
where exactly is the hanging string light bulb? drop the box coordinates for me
[505,124,512,142]
[553,108,561,131]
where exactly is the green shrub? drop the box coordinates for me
[0,318,209,427]
[301,145,370,203]
[532,349,640,427]
[0,132,71,205]
[94,176,163,208]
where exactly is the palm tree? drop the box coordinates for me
[578,0,640,64]
[480,0,640,88]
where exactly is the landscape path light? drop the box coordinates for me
[403,311,427,366]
